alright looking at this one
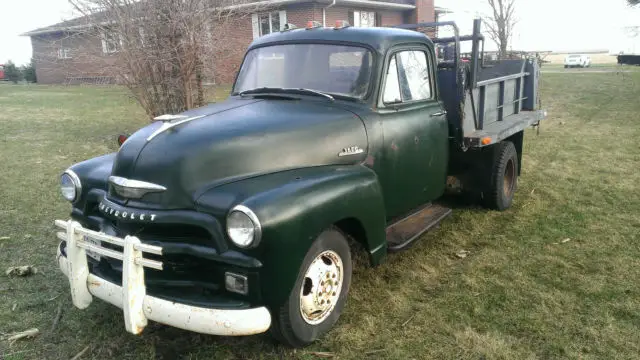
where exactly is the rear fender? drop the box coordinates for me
[195,165,387,306]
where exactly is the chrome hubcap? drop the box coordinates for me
[299,250,343,325]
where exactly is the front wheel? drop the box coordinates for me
[482,141,518,211]
[270,228,352,348]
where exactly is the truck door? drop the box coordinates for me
[378,47,449,220]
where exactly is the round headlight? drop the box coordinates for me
[60,170,81,202]
[226,205,261,248]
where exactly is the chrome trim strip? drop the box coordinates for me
[146,114,206,141]
[108,176,167,192]
[153,114,188,122]
[64,169,82,203]
[229,205,262,248]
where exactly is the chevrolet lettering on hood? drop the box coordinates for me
[98,201,157,222]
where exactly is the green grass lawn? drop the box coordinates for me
[1,73,639,359]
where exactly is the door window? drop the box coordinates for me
[382,50,432,104]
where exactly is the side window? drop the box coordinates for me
[382,50,432,104]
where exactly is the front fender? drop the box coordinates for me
[195,165,387,306]
[68,153,116,210]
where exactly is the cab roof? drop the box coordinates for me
[248,26,433,54]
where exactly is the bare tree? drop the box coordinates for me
[67,0,262,118]
[484,0,517,59]
[629,0,640,5]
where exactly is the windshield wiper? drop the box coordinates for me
[284,88,335,101]
[237,87,334,101]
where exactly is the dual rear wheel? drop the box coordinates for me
[482,141,518,211]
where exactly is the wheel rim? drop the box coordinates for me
[503,158,516,199]
[299,250,344,325]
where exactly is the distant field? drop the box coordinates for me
[544,52,617,65]
[1,72,640,359]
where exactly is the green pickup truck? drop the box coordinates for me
[54,20,545,347]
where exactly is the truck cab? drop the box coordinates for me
[55,20,545,347]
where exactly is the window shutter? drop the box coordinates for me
[353,11,360,27]
[279,10,287,30]
[375,12,382,27]
[252,14,260,39]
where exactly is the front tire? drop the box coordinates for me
[482,141,518,211]
[270,228,352,348]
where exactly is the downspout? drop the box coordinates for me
[323,0,336,27]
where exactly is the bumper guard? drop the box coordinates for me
[54,219,271,336]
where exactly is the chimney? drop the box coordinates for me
[414,0,435,23]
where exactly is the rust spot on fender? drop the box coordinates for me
[364,155,375,167]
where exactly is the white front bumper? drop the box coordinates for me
[55,219,271,336]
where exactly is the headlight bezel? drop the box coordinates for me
[226,205,262,248]
[61,169,82,203]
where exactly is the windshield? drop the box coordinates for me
[234,44,373,99]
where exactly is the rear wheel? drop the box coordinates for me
[270,228,352,348]
[482,141,518,211]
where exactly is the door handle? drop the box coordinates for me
[430,111,447,117]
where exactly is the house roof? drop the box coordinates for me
[21,12,110,37]
[22,0,430,36]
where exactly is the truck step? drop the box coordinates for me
[386,203,452,252]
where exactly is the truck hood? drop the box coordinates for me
[110,98,368,209]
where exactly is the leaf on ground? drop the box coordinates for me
[6,328,39,344]
[6,265,38,277]
[309,351,335,358]
[0,236,10,240]
[456,250,470,259]
[561,238,571,243]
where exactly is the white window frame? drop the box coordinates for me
[252,10,286,39]
[101,31,122,54]
[57,48,72,59]
[352,10,376,28]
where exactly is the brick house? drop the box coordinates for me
[23,0,440,85]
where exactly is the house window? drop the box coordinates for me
[57,48,72,59]
[252,11,287,39]
[349,11,378,28]
[383,50,432,104]
[101,31,121,54]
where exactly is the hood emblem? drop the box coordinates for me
[338,146,364,157]
[147,114,206,141]
[108,176,167,199]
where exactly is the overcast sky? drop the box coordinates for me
[1,0,638,65]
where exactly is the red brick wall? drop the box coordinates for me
[411,0,435,23]
[31,31,120,84]
[31,1,434,85]
[209,15,255,84]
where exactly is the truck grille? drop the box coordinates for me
[112,221,214,248]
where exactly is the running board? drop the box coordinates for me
[386,203,452,252]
